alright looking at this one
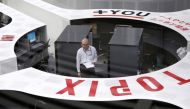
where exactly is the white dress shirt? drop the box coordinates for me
[76,46,97,72]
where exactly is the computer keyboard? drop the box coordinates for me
[31,42,44,50]
[15,48,27,56]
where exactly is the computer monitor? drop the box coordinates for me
[27,31,36,43]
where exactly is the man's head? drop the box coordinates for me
[81,38,89,50]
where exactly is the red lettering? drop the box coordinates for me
[173,19,180,22]
[169,23,176,26]
[181,27,189,31]
[110,80,132,96]
[175,25,183,29]
[175,25,189,31]
[186,23,190,27]
[164,71,190,85]
[179,21,185,24]
[163,21,170,24]
[137,76,164,92]
[56,79,84,95]
[1,35,14,41]
[89,81,98,97]
[160,16,172,20]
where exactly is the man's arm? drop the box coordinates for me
[93,46,97,63]
[76,50,81,77]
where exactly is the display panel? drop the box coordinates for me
[27,31,36,43]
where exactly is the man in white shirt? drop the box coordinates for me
[76,38,97,77]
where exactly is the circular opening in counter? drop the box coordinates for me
[0,12,12,28]
[33,18,187,78]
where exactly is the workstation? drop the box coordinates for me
[15,27,48,70]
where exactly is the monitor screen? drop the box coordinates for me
[27,31,36,43]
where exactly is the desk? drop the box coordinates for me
[16,42,47,70]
